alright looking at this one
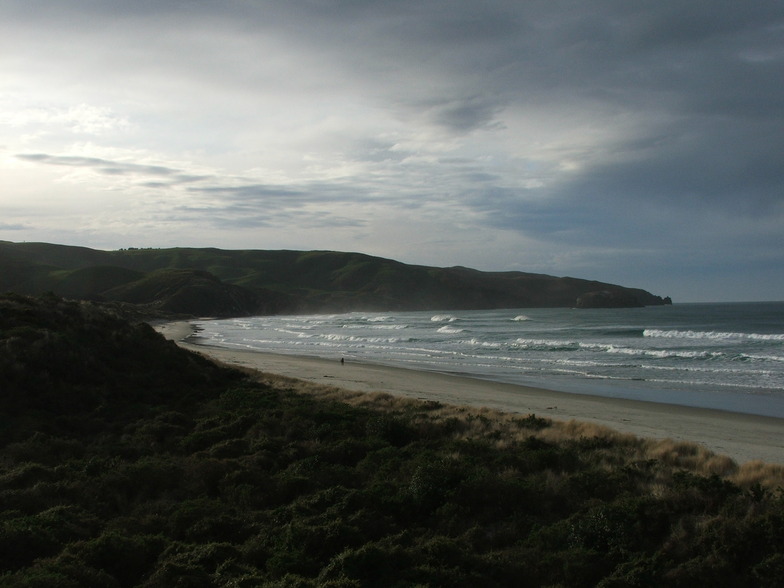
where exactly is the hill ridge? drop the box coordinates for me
[0,241,671,316]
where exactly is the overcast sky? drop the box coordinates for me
[2,1,783,302]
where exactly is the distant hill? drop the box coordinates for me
[0,241,670,316]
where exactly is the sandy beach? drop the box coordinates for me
[156,321,784,466]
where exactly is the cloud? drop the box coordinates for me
[411,96,505,134]
[2,0,783,300]
[15,153,208,184]
[2,103,131,134]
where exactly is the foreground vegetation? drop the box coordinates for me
[1,293,783,586]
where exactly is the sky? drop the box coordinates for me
[2,1,783,303]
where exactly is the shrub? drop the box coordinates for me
[0,505,100,572]
[68,532,165,587]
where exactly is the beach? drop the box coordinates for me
[156,321,784,466]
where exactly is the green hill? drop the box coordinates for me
[1,294,781,586]
[0,241,671,317]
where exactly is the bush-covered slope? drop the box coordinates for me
[101,269,289,317]
[0,292,240,443]
[0,241,670,316]
[1,294,782,586]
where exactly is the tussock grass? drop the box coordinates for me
[244,365,784,492]
[733,460,784,490]
[644,438,738,477]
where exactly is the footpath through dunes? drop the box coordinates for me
[158,321,784,469]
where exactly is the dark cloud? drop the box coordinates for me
[416,96,504,133]
[562,118,784,215]
[188,184,308,201]
[173,203,367,231]
[187,180,382,209]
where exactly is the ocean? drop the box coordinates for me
[192,302,784,418]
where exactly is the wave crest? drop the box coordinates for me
[437,325,465,334]
[431,314,457,323]
[644,329,784,341]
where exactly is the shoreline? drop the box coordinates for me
[156,320,784,466]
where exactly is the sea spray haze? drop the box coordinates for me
[194,302,784,418]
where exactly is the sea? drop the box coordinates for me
[191,302,784,418]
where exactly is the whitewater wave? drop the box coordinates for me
[512,315,531,321]
[340,323,407,331]
[602,346,715,360]
[274,328,308,336]
[458,338,502,349]
[512,338,725,360]
[644,329,784,341]
[514,338,580,351]
[437,325,465,334]
[431,314,457,323]
[743,353,784,363]
[322,333,411,344]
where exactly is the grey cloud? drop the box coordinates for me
[187,181,378,209]
[560,118,784,213]
[13,2,783,122]
[16,153,209,184]
[188,184,308,201]
[16,151,387,216]
[174,203,367,231]
[419,96,504,133]
[347,138,410,163]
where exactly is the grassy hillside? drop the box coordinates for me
[0,241,670,316]
[1,294,782,586]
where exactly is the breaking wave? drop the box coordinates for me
[431,314,457,323]
[437,325,465,334]
[644,329,784,341]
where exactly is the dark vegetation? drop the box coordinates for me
[2,294,781,587]
[0,241,670,317]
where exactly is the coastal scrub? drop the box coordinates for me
[1,294,783,586]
